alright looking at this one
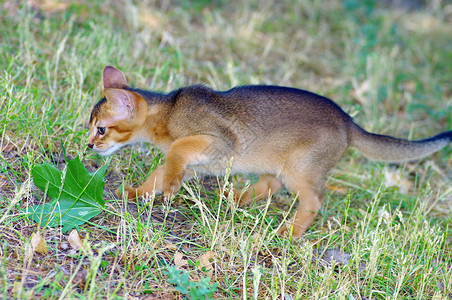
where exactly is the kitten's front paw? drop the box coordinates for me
[276,224,290,238]
[163,174,183,197]
[115,185,137,199]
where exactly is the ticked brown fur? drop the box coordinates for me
[88,66,452,239]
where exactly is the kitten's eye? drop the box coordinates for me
[97,127,106,135]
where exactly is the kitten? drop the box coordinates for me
[88,66,451,238]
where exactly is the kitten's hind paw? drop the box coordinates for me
[222,188,253,206]
[233,188,254,206]
[276,220,307,240]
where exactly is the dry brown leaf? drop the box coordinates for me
[138,10,161,29]
[31,232,48,254]
[326,185,348,195]
[384,168,412,194]
[197,251,216,277]
[68,230,84,250]
[174,251,188,268]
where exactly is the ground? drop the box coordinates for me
[1,0,451,299]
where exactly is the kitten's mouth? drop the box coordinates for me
[93,149,109,156]
[92,144,123,156]
[94,148,114,156]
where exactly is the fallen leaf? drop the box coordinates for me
[384,168,412,194]
[197,251,216,277]
[326,185,348,195]
[26,156,109,233]
[31,232,48,254]
[138,10,161,29]
[174,251,187,268]
[59,242,69,250]
[68,230,83,250]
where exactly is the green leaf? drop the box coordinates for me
[27,202,103,232]
[26,156,109,233]
[32,162,64,201]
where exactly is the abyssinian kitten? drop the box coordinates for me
[88,66,452,239]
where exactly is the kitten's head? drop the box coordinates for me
[88,66,144,156]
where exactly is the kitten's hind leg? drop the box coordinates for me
[115,164,165,199]
[277,167,326,239]
[276,182,324,239]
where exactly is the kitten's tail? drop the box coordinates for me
[348,123,452,162]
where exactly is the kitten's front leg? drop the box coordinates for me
[162,135,226,198]
[115,164,165,199]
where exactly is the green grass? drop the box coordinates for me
[1,0,451,299]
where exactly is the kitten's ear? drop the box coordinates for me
[103,66,128,89]
[104,89,135,112]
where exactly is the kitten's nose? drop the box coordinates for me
[87,143,94,149]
